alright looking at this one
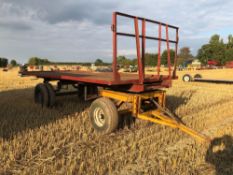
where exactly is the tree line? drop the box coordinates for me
[108,34,233,67]
[0,58,17,68]
[94,46,195,67]
[3,34,233,68]
[0,46,197,68]
[197,34,233,65]
[0,58,8,68]
[28,57,50,65]
[27,54,177,67]
[27,57,106,66]
[110,49,177,68]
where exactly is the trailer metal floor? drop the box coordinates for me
[21,70,167,86]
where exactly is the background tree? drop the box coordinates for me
[28,57,50,65]
[0,58,8,67]
[10,59,17,67]
[197,44,211,64]
[197,34,227,65]
[117,56,133,67]
[161,49,175,66]
[225,48,233,62]
[28,57,39,65]
[117,54,160,67]
[211,43,225,64]
[227,34,233,49]
[94,59,104,66]
[178,47,193,65]
[131,58,137,66]
[225,35,233,62]
[144,53,158,66]
[209,34,221,45]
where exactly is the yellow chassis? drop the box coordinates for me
[99,89,208,142]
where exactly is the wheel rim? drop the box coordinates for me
[93,107,105,127]
[184,76,190,82]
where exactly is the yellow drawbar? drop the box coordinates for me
[99,89,208,142]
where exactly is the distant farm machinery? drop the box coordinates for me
[183,74,233,84]
[20,12,208,142]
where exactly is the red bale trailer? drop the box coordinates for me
[183,73,233,84]
[182,61,233,84]
[20,12,208,142]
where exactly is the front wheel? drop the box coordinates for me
[45,83,56,107]
[182,74,192,82]
[89,97,119,134]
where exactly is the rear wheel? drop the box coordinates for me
[182,74,192,82]
[45,83,56,107]
[194,74,202,79]
[89,97,119,134]
[34,83,49,107]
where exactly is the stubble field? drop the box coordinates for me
[0,68,233,175]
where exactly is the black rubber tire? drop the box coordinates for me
[45,83,56,107]
[194,74,202,79]
[182,74,192,82]
[89,97,119,134]
[34,83,49,107]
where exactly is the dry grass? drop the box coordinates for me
[1,68,233,175]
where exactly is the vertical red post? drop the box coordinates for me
[141,19,146,76]
[134,17,144,84]
[157,23,162,76]
[112,12,119,81]
[166,24,171,77]
[172,28,179,78]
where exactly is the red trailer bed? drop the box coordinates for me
[21,70,172,92]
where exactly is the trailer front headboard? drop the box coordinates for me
[111,12,179,85]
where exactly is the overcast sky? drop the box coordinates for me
[0,0,233,63]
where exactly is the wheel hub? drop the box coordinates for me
[184,76,190,82]
[93,107,105,127]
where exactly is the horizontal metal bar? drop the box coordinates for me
[115,12,179,29]
[138,112,208,142]
[99,89,134,102]
[117,32,177,44]
[194,78,233,84]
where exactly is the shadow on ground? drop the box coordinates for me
[0,88,90,140]
[206,135,233,175]
[166,90,196,113]
[0,87,195,140]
